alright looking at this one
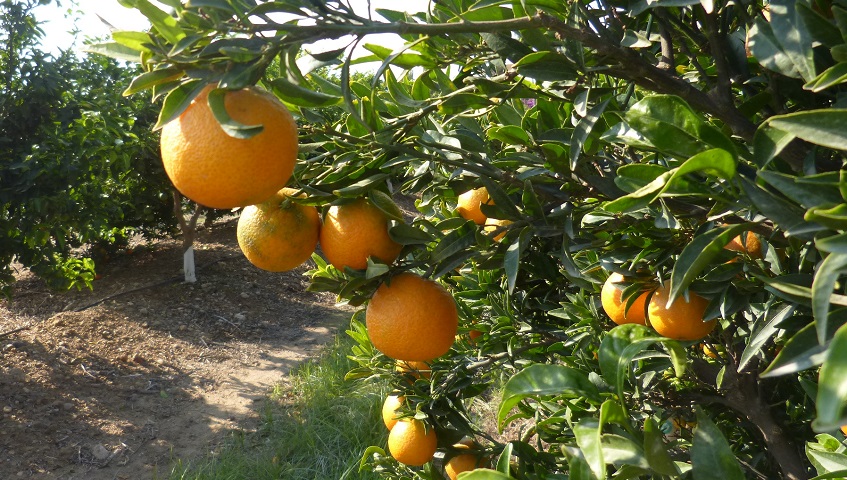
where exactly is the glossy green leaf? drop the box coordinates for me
[207,88,264,139]
[599,324,680,405]
[84,42,143,62]
[388,222,433,245]
[574,419,604,480]
[132,0,185,45]
[458,469,517,479]
[807,447,847,475]
[691,407,745,480]
[570,98,611,171]
[496,442,513,474]
[739,304,796,372]
[123,68,183,96]
[601,434,649,469]
[814,323,847,431]
[668,223,754,305]
[813,253,847,344]
[268,78,342,108]
[740,176,822,241]
[747,17,803,78]
[805,63,847,92]
[153,79,207,130]
[644,418,680,475]
[817,232,847,254]
[753,124,796,168]
[111,30,154,53]
[498,364,599,430]
[488,125,532,146]
[769,109,847,151]
[759,170,843,209]
[769,0,817,82]
[605,149,735,213]
[761,323,827,377]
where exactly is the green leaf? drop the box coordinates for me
[817,232,847,254]
[740,176,822,241]
[753,125,796,168]
[111,30,154,52]
[769,0,817,82]
[813,253,847,344]
[570,98,611,171]
[761,322,827,377]
[498,364,599,430]
[599,324,679,405]
[496,442,513,474]
[132,0,186,45]
[758,171,844,209]
[458,469,517,479]
[388,221,433,245]
[513,51,577,82]
[769,109,847,151]
[814,323,847,431]
[805,63,847,92]
[601,434,650,469]
[268,77,342,108]
[154,80,208,130]
[488,125,532,146]
[604,149,735,213]
[668,223,754,305]
[123,68,183,96]
[206,88,264,139]
[691,407,745,480]
[807,447,847,475]
[644,418,680,475]
[331,174,391,197]
[747,17,804,78]
[573,419,604,480]
[84,42,143,62]
[739,304,796,372]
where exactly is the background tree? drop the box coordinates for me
[0,0,179,293]
[101,0,847,479]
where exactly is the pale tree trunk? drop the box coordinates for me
[172,190,204,283]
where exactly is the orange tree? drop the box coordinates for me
[101,0,847,478]
[0,0,176,293]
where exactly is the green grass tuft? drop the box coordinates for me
[166,334,388,480]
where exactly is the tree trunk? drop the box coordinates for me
[172,190,204,283]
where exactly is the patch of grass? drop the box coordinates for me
[167,334,388,480]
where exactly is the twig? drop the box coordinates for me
[0,325,29,338]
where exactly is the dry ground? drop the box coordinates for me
[0,220,351,479]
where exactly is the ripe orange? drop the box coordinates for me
[468,329,483,343]
[319,197,403,271]
[445,453,480,479]
[366,273,458,361]
[647,284,716,341]
[724,231,762,259]
[600,273,649,325]
[395,360,432,379]
[160,85,298,209]
[457,187,491,225]
[382,394,405,430]
[841,425,847,436]
[236,188,320,272]
[484,218,512,242]
[388,419,438,466]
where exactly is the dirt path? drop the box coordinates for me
[0,220,351,479]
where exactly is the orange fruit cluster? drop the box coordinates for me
[456,187,512,242]
[381,392,484,475]
[161,84,409,274]
[600,273,716,342]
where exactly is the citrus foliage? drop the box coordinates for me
[0,0,173,293]
[104,0,847,478]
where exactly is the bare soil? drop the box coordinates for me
[0,220,351,479]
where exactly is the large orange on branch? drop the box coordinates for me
[319,195,403,271]
[366,273,458,361]
[388,419,438,466]
[160,85,298,209]
[600,272,649,326]
[647,283,716,341]
[236,188,320,272]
